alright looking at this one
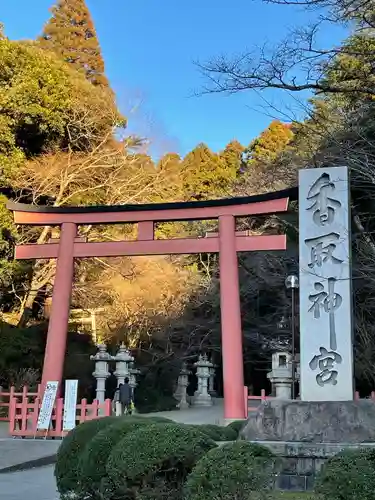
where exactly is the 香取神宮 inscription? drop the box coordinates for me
[299,167,354,401]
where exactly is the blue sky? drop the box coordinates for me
[2,0,347,158]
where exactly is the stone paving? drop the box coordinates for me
[0,438,60,471]
[0,465,59,500]
[145,397,225,424]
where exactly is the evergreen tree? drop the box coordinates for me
[220,139,245,176]
[245,120,294,169]
[39,0,108,87]
[181,143,236,200]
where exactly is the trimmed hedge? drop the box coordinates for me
[134,415,173,423]
[315,448,375,500]
[196,424,237,441]
[182,424,237,442]
[183,441,275,500]
[55,416,118,495]
[78,416,168,495]
[227,420,245,436]
[106,423,217,499]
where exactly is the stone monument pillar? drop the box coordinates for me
[90,344,112,404]
[113,344,134,387]
[176,363,190,409]
[240,167,375,490]
[193,354,213,407]
[267,352,296,399]
[299,166,354,401]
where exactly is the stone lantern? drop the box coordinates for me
[267,351,299,399]
[90,344,113,403]
[208,364,217,397]
[193,354,213,407]
[176,363,191,409]
[113,344,134,387]
[128,362,141,412]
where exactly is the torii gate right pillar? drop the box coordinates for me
[219,215,245,420]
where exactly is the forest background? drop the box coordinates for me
[1,0,375,411]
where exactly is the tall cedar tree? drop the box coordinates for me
[220,139,245,175]
[181,143,236,200]
[245,120,294,168]
[39,0,108,87]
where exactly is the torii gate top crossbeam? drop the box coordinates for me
[7,186,298,226]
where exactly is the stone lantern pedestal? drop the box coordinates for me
[113,344,134,387]
[176,363,190,409]
[90,344,112,404]
[208,364,217,397]
[267,351,297,399]
[193,354,213,407]
[129,363,140,413]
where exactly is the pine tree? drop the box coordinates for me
[39,0,108,87]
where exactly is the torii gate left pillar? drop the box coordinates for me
[42,222,76,390]
[8,190,292,420]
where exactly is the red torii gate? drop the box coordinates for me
[7,187,295,420]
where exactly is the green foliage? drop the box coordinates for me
[227,419,245,436]
[55,416,118,495]
[245,120,294,169]
[39,0,108,87]
[193,424,237,441]
[184,441,275,500]
[0,322,44,384]
[181,143,237,200]
[134,415,174,423]
[0,37,121,183]
[315,448,375,500]
[0,195,28,293]
[220,139,245,175]
[322,34,375,104]
[0,322,95,397]
[134,382,178,414]
[78,417,171,496]
[106,423,217,499]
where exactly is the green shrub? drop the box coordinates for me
[106,423,217,499]
[184,441,275,500]
[195,424,237,441]
[315,448,375,500]
[78,416,170,496]
[134,415,173,423]
[55,416,118,495]
[227,419,245,436]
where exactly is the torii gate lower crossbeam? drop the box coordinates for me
[8,188,295,420]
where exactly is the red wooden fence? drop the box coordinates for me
[0,385,42,421]
[8,393,112,438]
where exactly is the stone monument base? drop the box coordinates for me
[240,400,375,491]
[241,399,375,443]
[252,440,375,491]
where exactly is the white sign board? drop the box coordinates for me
[37,381,58,430]
[299,166,354,401]
[63,380,78,431]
